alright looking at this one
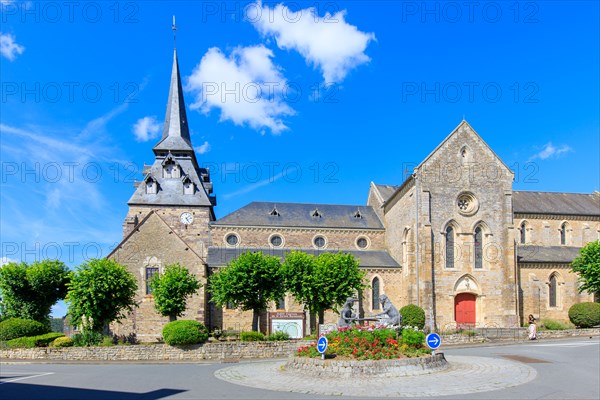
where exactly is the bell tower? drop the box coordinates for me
[122,46,216,255]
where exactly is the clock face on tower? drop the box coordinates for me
[180,212,193,225]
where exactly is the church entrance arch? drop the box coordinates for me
[454,293,476,325]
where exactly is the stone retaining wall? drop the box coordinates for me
[441,328,600,345]
[285,353,448,377]
[0,340,313,362]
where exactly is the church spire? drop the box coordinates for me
[153,46,194,153]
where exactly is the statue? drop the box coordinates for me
[338,297,358,327]
[375,294,402,327]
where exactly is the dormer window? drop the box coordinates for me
[182,176,195,195]
[353,209,363,219]
[144,175,158,194]
[311,208,322,218]
[163,160,180,179]
[269,206,280,216]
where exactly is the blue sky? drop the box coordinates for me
[1,1,599,315]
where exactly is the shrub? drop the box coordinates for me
[113,333,138,345]
[99,336,115,347]
[401,328,425,347]
[51,336,74,347]
[240,331,265,341]
[0,318,49,341]
[266,331,290,341]
[541,319,571,330]
[162,320,209,346]
[6,332,64,348]
[569,302,600,328]
[400,304,426,330]
[72,331,104,347]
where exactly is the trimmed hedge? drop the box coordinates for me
[541,319,571,330]
[51,336,74,347]
[266,331,290,341]
[400,304,426,330]
[0,318,49,341]
[240,331,265,341]
[569,302,600,328]
[162,320,209,346]
[5,332,64,348]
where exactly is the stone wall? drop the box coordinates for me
[440,328,600,345]
[514,214,600,247]
[519,265,594,322]
[0,340,313,362]
[210,226,386,251]
[285,353,448,377]
[109,210,209,341]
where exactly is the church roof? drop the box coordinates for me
[153,48,194,153]
[128,158,214,206]
[373,184,400,203]
[517,245,582,263]
[211,202,384,229]
[207,247,400,268]
[513,191,600,216]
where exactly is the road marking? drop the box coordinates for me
[0,372,54,385]
[532,341,599,347]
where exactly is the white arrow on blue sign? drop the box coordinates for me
[425,333,441,350]
[317,336,328,354]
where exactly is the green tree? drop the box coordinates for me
[209,252,284,332]
[150,263,201,321]
[282,251,366,325]
[0,260,70,325]
[571,241,600,297]
[65,259,137,333]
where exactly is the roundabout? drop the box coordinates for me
[215,355,538,397]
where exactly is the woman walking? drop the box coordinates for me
[528,314,537,340]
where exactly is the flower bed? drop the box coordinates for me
[297,325,431,360]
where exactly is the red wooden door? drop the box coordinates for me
[455,293,476,324]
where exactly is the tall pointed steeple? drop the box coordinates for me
[153,48,194,153]
[127,41,216,210]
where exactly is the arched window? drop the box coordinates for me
[560,222,568,245]
[474,226,483,269]
[549,274,558,307]
[520,221,527,244]
[445,226,455,269]
[145,267,159,295]
[372,277,380,310]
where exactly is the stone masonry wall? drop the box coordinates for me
[519,265,594,322]
[0,340,312,362]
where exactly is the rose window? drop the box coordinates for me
[456,192,479,216]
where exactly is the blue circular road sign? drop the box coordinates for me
[317,336,328,354]
[426,333,441,350]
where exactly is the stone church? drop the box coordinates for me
[108,49,599,341]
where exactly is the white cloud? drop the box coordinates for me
[251,1,375,83]
[132,116,162,142]
[187,45,295,134]
[0,1,14,6]
[529,143,573,161]
[195,141,211,154]
[0,32,25,61]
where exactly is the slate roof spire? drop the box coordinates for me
[153,47,194,153]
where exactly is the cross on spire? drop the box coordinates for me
[172,15,177,48]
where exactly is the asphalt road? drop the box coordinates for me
[1,336,598,400]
